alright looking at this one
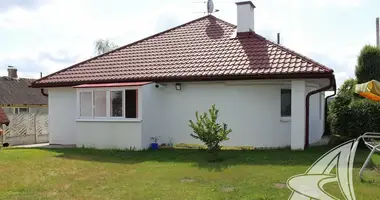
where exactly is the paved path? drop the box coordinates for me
[12,143,76,149]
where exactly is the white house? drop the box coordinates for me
[31,1,335,150]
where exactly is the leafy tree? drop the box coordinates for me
[355,45,380,83]
[94,39,119,55]
[189,104,232,153]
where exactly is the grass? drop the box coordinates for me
[0,146,379,200]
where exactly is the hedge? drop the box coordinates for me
[328,78,380,138]
[329,98,380,138]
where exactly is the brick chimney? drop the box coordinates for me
[235,1,255,33]
[7,66,18,79]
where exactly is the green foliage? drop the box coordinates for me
[330,98,380,138]
[355,45,380,84]
[329,79,357,115]
[189,104,232,152]
[328,78,380,138]
[329,45,380,138]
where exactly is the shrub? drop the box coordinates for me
[330,98,380,138]
[329,79,357,114]
[355,45,380,84]
[189,104,232,152]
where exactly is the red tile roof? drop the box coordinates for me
[31,15,333,88]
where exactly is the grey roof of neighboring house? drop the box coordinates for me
[0,76,48,105]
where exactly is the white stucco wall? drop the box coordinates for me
[76,121,142,149]
[291,80,306,150]
[307,86,325,144]
[48,88,76,145]
[47,80,326,150]
[141,81,293,149]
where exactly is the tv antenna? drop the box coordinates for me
[192,0,220,14]
[207,0,219,14]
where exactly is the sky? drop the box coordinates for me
[0,0,379,88]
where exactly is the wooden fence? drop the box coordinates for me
[0,113,49,145]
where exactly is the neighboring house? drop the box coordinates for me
[31,2,335,150]
[0,66,48,114]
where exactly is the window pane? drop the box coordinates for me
[80,92,92,117]
[110,91,123,117]
[125,90,137,118]
[19,108,29,113]
[94,91,107,117]
[281,89,291,117]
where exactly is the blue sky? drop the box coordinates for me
[0,0,378,88]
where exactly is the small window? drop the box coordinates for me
[14,107,29,114]
[19,108,29,113]
[110,91,123,117]
[80,91,93,117]
[281,89,291,117]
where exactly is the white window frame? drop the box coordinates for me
[109,89,125,118]
[76,87,141,122]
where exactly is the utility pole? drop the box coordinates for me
[376,17,379,47]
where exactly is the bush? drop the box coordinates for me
[189,104,232,152]
[329,79,357,113]
[330,98,380,138]
[355,45,380,84]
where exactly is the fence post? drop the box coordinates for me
[34,113,38,143]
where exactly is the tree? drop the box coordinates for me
[94,39,119,55]
[355,45,380,84]
[189,104,232,154]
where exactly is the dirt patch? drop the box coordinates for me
[221,186,235,192]
[273,183,287,189]
[181,177,196,183]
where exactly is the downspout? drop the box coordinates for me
[41,89,48,97]
[305,75,335,149]
[39,73,48,97]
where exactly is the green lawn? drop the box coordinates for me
[0,147,379,200]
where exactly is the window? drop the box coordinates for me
[110,91,123,117]
[80,91,92,117]
[94,91,107,117]
[78,89,138,119]
[14,107,29,114]
[281,89,291,117]
[125,90,137,118]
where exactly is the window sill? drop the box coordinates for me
[280,117,291,122]
[76,118,142,123]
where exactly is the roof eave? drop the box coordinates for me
[30,72,334,88]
